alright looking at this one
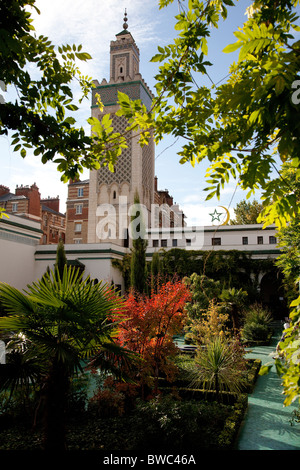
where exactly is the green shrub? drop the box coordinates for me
[241,304,273,343]
[128,395,232,451]
[0,386,39,425]
[245,359,261,393]
[244,303,272,325]
[218,393,248,449]
[190,337,247,401]
[242,322,270,342]
[0,391,248,451]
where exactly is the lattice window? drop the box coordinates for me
[97,115,132,187]
[142,140,153,190]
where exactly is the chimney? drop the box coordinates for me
[0,185,10,197]
[15,183,41,218]
[41,196,60,213]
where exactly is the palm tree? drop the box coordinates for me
[220,287,248,333]
[190,337,246,402]
[0,266,135,450]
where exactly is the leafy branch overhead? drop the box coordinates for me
[116,0,300,230]
[76,0,299,229]
[2,0,300,231]
[157,1,299,227]
[0,0,133,182]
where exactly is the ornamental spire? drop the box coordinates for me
[123,9,128,30]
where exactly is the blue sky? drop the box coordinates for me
[1,0,263,225]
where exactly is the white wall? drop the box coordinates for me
[0,217,280,294]
[0,237,36,290]
[0,214,42,290]
[146,224,279,259]
[34,243,126,290]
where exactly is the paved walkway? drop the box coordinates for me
[237,323,300,450]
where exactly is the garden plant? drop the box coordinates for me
[0,266,134,450]
[0,269,258,451]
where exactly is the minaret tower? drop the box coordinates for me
[88,11,155,246]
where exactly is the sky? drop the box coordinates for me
[1,0,260,226]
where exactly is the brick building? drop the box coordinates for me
[65,180,89,244]
[154,176,185,229]
[0,184,65,244]
[0,183,41,222]
[41,197,66,245]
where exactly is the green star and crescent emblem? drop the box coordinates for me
[209,206,231,225]
[209,208,223,222]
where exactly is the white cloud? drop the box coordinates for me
[32,0,161,81]
[2,0,163,214]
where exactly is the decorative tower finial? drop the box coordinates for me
[123,9,128,30]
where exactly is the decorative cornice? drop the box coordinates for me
[92,79,154,104]
[0,217,43,234]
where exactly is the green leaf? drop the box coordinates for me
[64,117,76,125]
[249,109,262,124]
[102,113,112,130]
[205,191,217,201]
[75,52,92,61]
[259,363,273,376]
[223,41,241,53]
[0,208,9,219]
[66,104,79,111]
[274,75,286,95]
[290,296,300,307]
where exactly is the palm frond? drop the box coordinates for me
[87,341,140,381]
[0,350,42,397]
[0,315,29,331]
[0,264,133,400]
[0,283,35,317]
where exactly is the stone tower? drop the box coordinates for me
[87,11,155,246]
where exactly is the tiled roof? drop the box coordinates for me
[0,193,27,202]
[41,204,65,217]
[69,179,89,185]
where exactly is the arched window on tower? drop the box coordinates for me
[118,65,125,81]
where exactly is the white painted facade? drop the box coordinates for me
[33,223,280,292]
[0,214,43,290]
[34,243,125,289]
[146,224,279,260]
[0,212,281,296]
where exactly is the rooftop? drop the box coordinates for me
[0,193,26,202]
